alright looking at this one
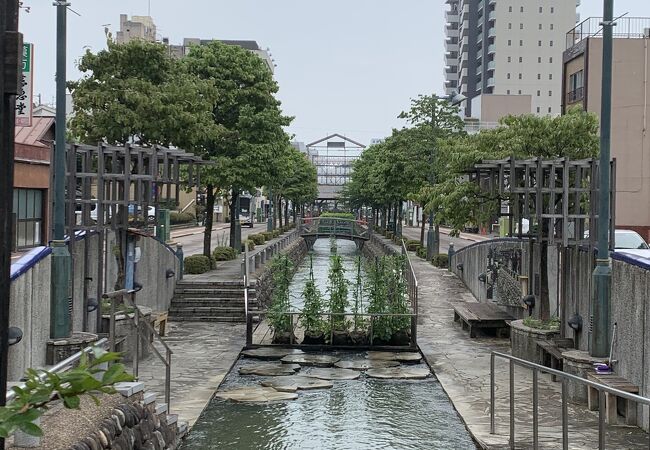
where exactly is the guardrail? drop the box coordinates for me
[401,239,419,341]
[5,338,109,403]
[241,227,301,284]
[103,289,173,407]
[490,351,650,449]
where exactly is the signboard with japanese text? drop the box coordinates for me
[16,43,33,127]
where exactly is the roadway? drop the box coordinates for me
[400,225,479,253]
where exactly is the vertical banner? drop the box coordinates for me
[15,43,33,127]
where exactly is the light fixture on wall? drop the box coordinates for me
[86,298,98,312]
[456,263,464,271]
[165,269,175,279]
[8,327,23,346]
[568,314,583,332]
[478,272,487,283]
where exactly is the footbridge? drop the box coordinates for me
[298,217,370,250]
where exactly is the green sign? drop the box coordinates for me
[22,43,31,72]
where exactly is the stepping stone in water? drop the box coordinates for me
[366,351,422,363]
[239,363,301,376]
[334,360,400,371]
[241,348,305,361]
[260,376,333,393]
[305,368,360,381]
[216,386,298,403]
[365,367,431,380]
[281,354,340,367]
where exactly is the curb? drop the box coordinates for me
[171,224,230,239]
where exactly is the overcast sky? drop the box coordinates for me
[18,0,650,145]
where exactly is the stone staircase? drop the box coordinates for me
[169,280,259,322]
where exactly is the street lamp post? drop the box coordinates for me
[591,0,614,357]
[51,0,72,339]
[267,188,273,232]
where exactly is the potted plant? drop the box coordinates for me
[300,254,326,345]
[327,254,350,345]
[268,255,295,344]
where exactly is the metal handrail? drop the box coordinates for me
[490,351,650,450]
[5,338,109,403]
[102,289,173,407]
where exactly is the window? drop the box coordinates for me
[539,24,542,30]
[508,39,512,46]
[519,40,523,46]
[537,73,541,80]
[568,70,585,103]
[519,56,523,63]
[509,6,512,12]
[549,57,553,63]
[518,90,522,94]
[518,73,522,79]
[549,73,553,80]
[537,90,541,96]
[508,22,512,29]
[550,40,554,47]
[537,107,541,113]
[539,6,543,13]
[549,90,552,97]
[538,57,542,63]
[507,73,511,79]
[12,189,44,249]
[507,56,512,62]
[520,6,524,12]
[507,89,511,94]
[548,107,552,113]
[550,24,554,30]
[551,7,554,13]
[520,23,524,30]
[538,40,542,47]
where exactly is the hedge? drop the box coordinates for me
[431,253,449,268]
[170,211,195,224]
[416,247,427,259]
[184,255,212,274]
[262,231,274,241]
[213,246,237,261]
[241,240,255,252]
[320,212,355,219]
[249,234,266,245]
[405,240,421,252]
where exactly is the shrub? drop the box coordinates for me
[405,240,421,252]
[262,231,274,241]
[431,253,449,268]
[416,247,427,259]
[213,246,237,261]
[170,211,195,224]
[320,212,355,220]
[386,232,394,240]
[184,255,212,274]
[250,234,266,245]
[523,316,560,331]
[241,240,255,252]
[272,230,280,238]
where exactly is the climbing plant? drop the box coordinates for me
[300,253,325,333]
[352,256,366,331]
[366,257,391,341]
[327,254,349,332]
[268,254,293,334]
[386,255,410,333]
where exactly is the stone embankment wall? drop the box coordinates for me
[68,391,184,450]
[362,234,400,260]
[255,238,309,308]
[609,253,650,431]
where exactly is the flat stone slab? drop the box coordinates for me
[215,386,298,403]
[238,363,301,376]
[365,367,431,380]
[305,368,360,380]
[281,354,340,367]
[334,360,400,371]
[241,348,305,360]
[366,351,422,363]
[260,376,333,392]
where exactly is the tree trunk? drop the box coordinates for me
[229,190,239,250]
[277,196,283,228]
[420,210,426,246]
[203,185,215,257]
[284,201,289,227]
[293,205,297,224]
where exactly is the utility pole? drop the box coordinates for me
[267,188,273,232]
[51,1,71,339]
[591,0,614,357]
[426,98,440,260]
[0,2,21,448]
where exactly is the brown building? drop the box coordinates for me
[562,18,650,240]
[13,117,54,249]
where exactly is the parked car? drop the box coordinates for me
[613,229,650,258]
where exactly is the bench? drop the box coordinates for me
[535,338,574,381]
[150,311,169,338]
[587,372,640,425]
[453,302,514,338]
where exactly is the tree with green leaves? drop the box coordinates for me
[181,41,293,253]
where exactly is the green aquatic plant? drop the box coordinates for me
[327,254,349,332]
[300,253,325,333]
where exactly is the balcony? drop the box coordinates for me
[445,9,459,22]
[476,81,483,91]
[487,77,495,87]
[488,27,496,38]
[488,44,496,54]
[487,60,496,71]
[488,0,496,5]
[488,10,496,21]
[445,39,459,52]
[447,28,459,38]
[566,87,584,104]
[476,64,483,75]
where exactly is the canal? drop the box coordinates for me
[180,238,477,449]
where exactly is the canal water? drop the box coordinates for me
[180,239,477,449]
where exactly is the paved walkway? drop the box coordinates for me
[372,234,649,449]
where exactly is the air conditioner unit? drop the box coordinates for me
[644,28,650,38]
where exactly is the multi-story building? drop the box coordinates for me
[116,14,157,44]
[562,17,650,240]
[445,0,580,118]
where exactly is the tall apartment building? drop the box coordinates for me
[444,0,579,118]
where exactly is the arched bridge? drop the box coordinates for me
[298,217,370,250]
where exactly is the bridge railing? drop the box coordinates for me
[298,217,369,239]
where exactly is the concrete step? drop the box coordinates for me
[171,297,258,305]
[169,306,250,314]
[173,288,255,298]
[176,280,250,288]
[170,315,247,322]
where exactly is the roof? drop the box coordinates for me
[306,133,366,148]
[14,116,55,148]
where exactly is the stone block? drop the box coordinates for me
[115,381,145,397]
